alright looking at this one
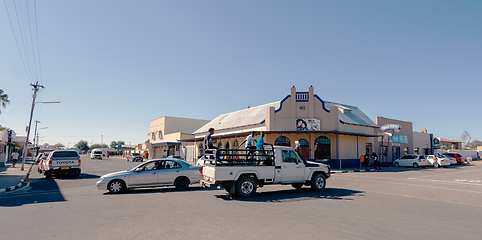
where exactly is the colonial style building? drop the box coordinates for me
[182,86,379,169]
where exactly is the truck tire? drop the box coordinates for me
[73,169,81,177]
[310,173,326,192]
[291,183,304,190]
[236,177,257,197]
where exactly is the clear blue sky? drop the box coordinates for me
[1,0,481,148]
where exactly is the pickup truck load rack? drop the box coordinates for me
[204,144,275,166]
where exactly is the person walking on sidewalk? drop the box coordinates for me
[372,152,381,170]
[11,150,19,168]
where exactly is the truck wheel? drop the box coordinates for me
[108,179,126,194]
[311,173,326,192]
[174,177,190,190]
[73,169,81,177]
[236,177,257,197]
[291,183,304,190]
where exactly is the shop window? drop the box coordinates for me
[198,143,203,156]
[404,148,408,155]
[314,136,330,160]
[415,148,419,155]
[275,136,291,147]
[297,139,309,160]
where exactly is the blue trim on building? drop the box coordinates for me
[274,95,291,113]
[314,94,330,113]
[151,142,181,147]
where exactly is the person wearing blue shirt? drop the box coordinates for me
[256,132,265,153]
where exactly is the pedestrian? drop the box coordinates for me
[11,150,19,168]
[364,152,369,169]
[107,152,110,158]
[372,152,380,170]
[203,128,217,154]
[145,151,149,160]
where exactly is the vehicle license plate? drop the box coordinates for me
[61,167,70,170]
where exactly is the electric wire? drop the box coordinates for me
[3,0,32,81]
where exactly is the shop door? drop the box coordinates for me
[392,147,400,161]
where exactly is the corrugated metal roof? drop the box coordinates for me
[324,102,378,127]
[193,102,280,134]
[193,97,377,134]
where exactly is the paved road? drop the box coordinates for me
[0,155,481,240]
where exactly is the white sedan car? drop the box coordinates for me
[393,154,430,168]
[426,155,451,167]
[97,159,203,193]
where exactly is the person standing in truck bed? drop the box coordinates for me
[203,128,216,154]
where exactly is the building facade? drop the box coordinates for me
[184,86,379,169]
[149,116,210,159]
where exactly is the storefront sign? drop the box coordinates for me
[296,119,320,131]
[380,124,402,132]
[391,135,408,144]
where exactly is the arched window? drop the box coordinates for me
[275,136,291,147]
[217,141,223,148]
[225,142,230,149]
[297,139,309,160]
[315,136,330,160]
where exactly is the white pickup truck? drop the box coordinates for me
[40,150,81,178]
[201,145,331,197]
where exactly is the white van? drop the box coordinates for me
[90,149,103,160]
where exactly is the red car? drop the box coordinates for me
[443,153,463,165]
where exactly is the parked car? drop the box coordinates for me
[126,152,143,162]
[442,153,463,165]
[36,152,48,173]
[442,154,457,165]
[90,149,103,160]
[96,159,203,193]
[426,155,450,167]
[393,154,430,168]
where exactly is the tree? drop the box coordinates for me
[75,140,89,151]
[0,89,9,114]
[460,130,472,149]
[110,141,125,148]
[52,143,65,148]
[90,143,108,149]
[469,140,482,149]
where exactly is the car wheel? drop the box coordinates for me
[311,173,326,192]
[413,162,419,168]
[174,177,190,190]
[236,176,257,197]
[394,162,399,167]
[108,179,126,194]
[291,183,304,190]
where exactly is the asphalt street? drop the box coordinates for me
[0,155,481,240]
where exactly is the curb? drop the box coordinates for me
[331,169,379,174]
[0,163,34,193]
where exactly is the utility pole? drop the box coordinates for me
[21,81,44,171]
[33,120,40,156]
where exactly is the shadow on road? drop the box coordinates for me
[102,186,208,195]
[0,178,66,207]
[215,187,364,202]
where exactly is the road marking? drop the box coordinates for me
[407,168,482,179]
[408,178,482,186]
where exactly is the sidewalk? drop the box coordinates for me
[0,158,35,193]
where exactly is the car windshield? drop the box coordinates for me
[133,153,141,156]
[52,151,78,158]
